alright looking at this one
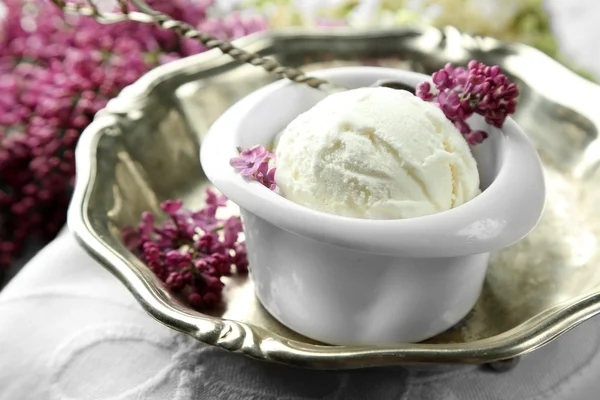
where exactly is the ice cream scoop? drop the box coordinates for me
[274,86,480,219]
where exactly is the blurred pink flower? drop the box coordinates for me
[0,0,266,269]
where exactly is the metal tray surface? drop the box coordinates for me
[69,27,600,368]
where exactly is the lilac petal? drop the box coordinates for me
[441,104,458,119]
[223,216,243,247]
[496,84,519,100]
[437,90,447,105]
[141,211,155,225]
[194,258,209,271]
[468,60,479,70]
[470,74,484,85]
[166,249,192,268]
[467,130,488,145]
[489,65,500,77]
[241,144,267,161]
[195,231,222,254]
[202,204,218,218]
[493,75,507,86]
[192,210,220,232]
[432,70,449,88]
[454,119,471,135]
[205,188,228,207]
[456,104,473,121]
[240,167,257,178]
[142,241,161,263]
[251,153,269,165]
[416,82,435,101]
[255,166,277,191]
[256,160,269,177]
[166,272,186,291]
[230,157,249,169]
[160,200,183,215]
[443,63,454,74]
[155,225,179,240]
[506,101,517,114]
[446,92,460,106]
[171,214,196,240]
[417,81,431,92]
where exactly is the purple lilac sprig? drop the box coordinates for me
[123,189,248,310]
[230,145,277,190]
[0,0,267,269]
[416,60,519,145]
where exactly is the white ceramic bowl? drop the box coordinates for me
[200,67,545,345]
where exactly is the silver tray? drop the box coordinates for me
[69,27,600,369]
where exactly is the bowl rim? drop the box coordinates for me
[201,66,546,257]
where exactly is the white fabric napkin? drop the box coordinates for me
[1,231,600,400]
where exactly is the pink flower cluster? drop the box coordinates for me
[123,189,248,310]
[230,145,277,190]
[0,0,266,269]
[417,60,519,145]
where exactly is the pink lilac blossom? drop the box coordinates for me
[255,160,277,190]
[230,145,277,190]
[0,0,267,269]
[124,189,247,310]
[416,60,519,145]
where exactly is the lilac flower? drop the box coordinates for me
[223,216,243,247]
[191,208,221,232]
[194,231,221,253]
[203,274,225,292]
[201,188,228,224]
[0,0,267,269]
[417,60,519,145]
[194,258,210,273]
[416,81,435,101]
[187,292,204,308]
[466,130,489,146]
[230,146,278,190]
[165,271,186,292]
[255,161,277,190]
[160,200,183,215]
[123,189,249,310]
[208,253,232,277]
[206,188,228,208]
[165,250,192,268]
[229,145,273,177]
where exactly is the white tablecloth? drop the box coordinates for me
[2,0,600,398]
[2,231,600,400]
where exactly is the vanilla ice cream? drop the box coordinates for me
[274,87,480,219]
